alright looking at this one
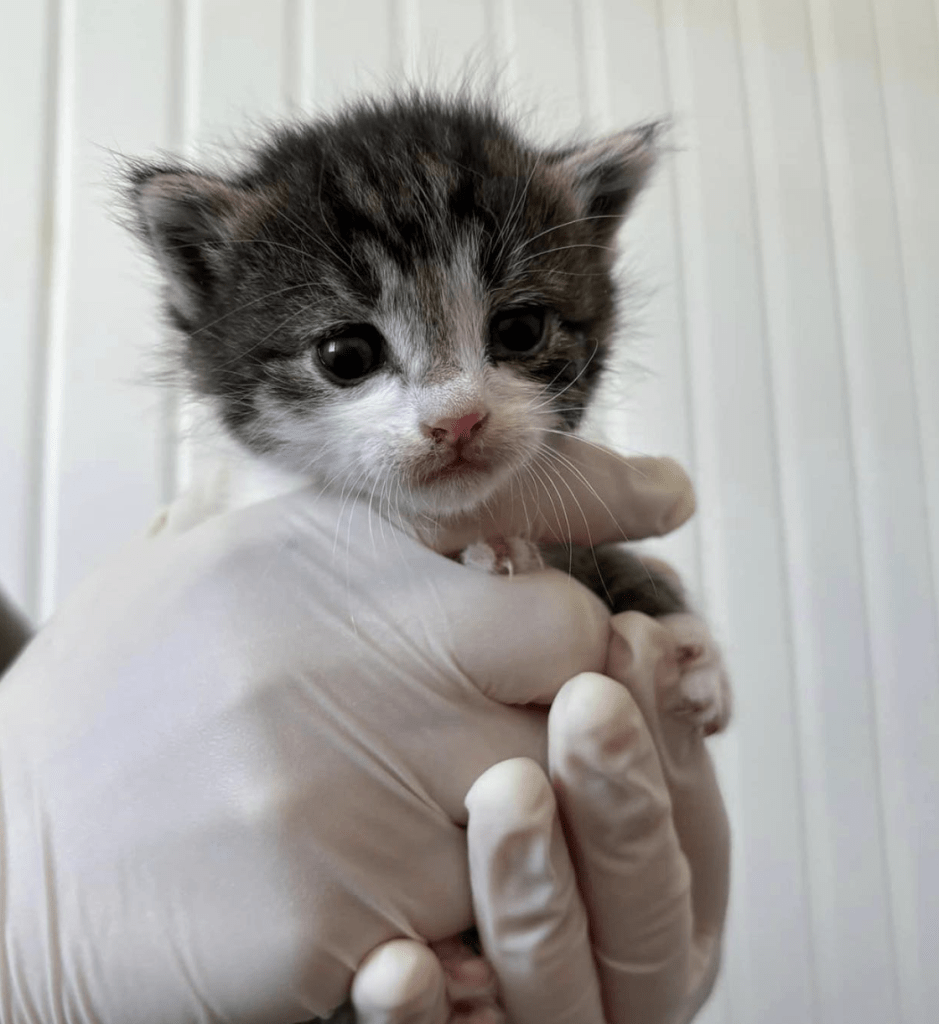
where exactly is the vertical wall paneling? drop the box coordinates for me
[576,0,610,127]
[197,0,290,129]
[662,3,819,1023]
[50,0,175,609]
[285,0,316,111]
[735,1,901,1021]
[869,3,939,999]
[0,0,56,620]
[177,0,291,487]
[37,0,74,621]
[808,1,939,1020]
[312,0,398,109]
[492,0,518,88]
[165,0,202,496]
[600,11,731,1021]
[870,0,939,643]
[157,0,200,504]
[658,5,752,1022]
[391,0,421,78]
[593,0,702,599]
[510,0,583,132]
[3,3,938,1019]
[413,0,492,83]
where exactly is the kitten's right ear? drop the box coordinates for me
[128,168,270,321]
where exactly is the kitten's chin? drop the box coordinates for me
[402,457,519,520]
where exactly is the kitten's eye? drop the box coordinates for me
[316,327,383,384]
[489,306,549,359]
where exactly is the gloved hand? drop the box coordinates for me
[0,439,709,1023]
[342,614,730,1024]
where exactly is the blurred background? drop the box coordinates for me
[2,1,937,1021]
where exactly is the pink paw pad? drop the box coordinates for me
[658,612,732,735]
[429,937,505,1023]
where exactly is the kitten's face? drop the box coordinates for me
[130,96,655,519]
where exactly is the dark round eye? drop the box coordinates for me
[489,306,549,358]
[316,327,383,384]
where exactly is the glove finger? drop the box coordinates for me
[548,671,693,1024]
[465,758,606,1024]
[351,939,449,1024]
[422,442,695,553]
[458,567,610,706]
[606,613,731,1015]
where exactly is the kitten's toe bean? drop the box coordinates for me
[452,1005,505,1024]
[460,542,502,574]
[658,612,732,735]
[428,938,503,1023]
[504,536,544,574]
[460,537,542,577]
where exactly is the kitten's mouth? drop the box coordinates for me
[417,453,491,486]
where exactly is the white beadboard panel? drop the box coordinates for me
[594,0,703,600]
[2,2,938,1021]
[509,0,585,133]
[175,0,296,489]
[312,0,399,109]
[873,0,939,617]
[47,0,178,612]
[284,0,316,111]
[197,0,292,130]
[0,0,54,618]
[661,4,817,1024]
[809,1,939,1021]
[413,0,493,82]
[735,2,901,1022]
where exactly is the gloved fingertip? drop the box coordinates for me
[661,458,696,532]
[463,757,551,820]
[550,672,645,766]
[352,939,447,1024]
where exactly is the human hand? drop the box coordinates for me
[345,612,729,1024]
[418,436,694,554]
[0,442,695,1023]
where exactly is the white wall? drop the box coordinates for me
[2,1,937,1022]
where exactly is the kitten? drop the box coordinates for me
[127,91,729,1019]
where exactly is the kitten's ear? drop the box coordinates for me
[550,124,660,238]
[129,168,272,321]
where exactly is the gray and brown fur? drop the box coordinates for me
[127,93,654,449]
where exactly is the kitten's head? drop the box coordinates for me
[128,94,657,520]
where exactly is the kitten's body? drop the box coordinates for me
[129,91,729,1021]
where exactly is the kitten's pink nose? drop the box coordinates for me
[424,411,488,446]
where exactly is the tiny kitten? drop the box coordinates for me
[127,91,730,1020]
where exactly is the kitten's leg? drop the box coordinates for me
[544,544,731,735]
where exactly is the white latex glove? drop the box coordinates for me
[343,615,730,1024]
[0,439,698,1023]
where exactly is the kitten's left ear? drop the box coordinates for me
[550,123,660,238]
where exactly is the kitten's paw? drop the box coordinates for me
[460,537,543,577]
[658,612,732,735]
[430,938,505,1024]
